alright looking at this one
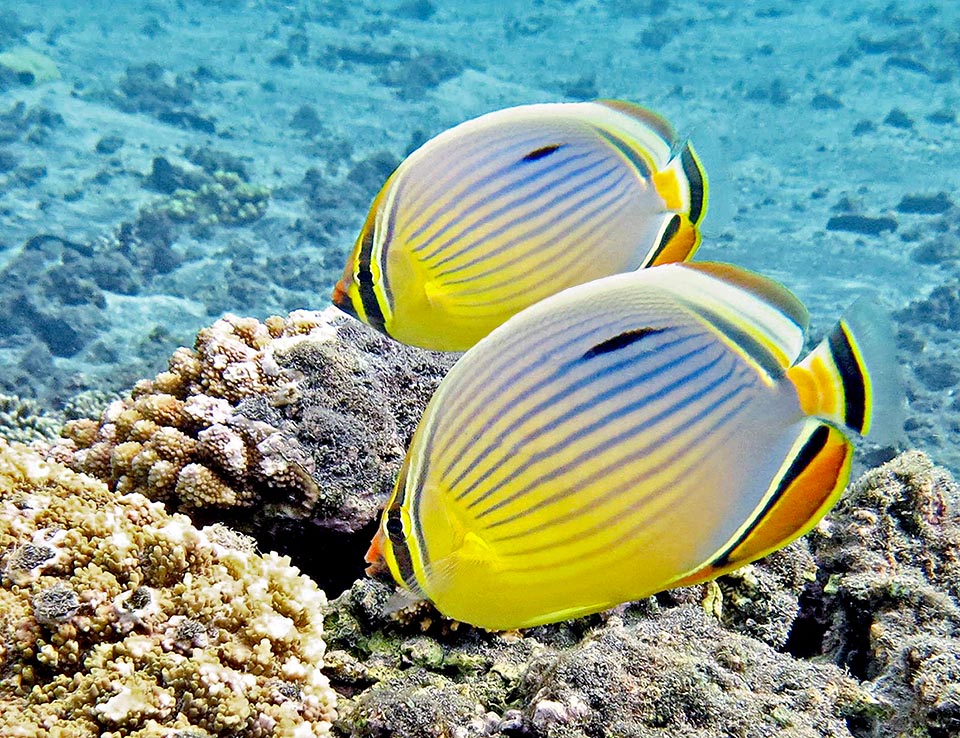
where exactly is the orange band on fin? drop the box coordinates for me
[648,215,700,267]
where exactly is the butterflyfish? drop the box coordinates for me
[332,100,708,351]
[364,262,902,630]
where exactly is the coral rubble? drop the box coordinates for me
[0,439,335,737]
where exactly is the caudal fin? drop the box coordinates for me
[787,297,904,443]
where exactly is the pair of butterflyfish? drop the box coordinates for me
[332,99,901,630]
[363,262,901,630]
[333,99,707,351]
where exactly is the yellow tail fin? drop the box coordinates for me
[787,298,903,442]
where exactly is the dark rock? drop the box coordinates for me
[94,135,125,154]
[896,282,960,331]
[291,104,326,137]
[395,0,436,21]
[144,156,193,194]
[561,73,599,101]
[853,120,876,135]
[116,62,194,113]
[0,9,26,49]
[915,360,960,391]
[884,56,930,74]
[896,192,954,214]
[811,92,843,109]
[14,165,46,187]
[156,110,216,134]
[184,146,249,179]
[927,109,956,125]
[378,50,467,99]
[911,236,959,265]
[857,32,922,55]
[883,108,914,129]
[0,147,17,171]
[826,214,898,235]
[348,151,400,196]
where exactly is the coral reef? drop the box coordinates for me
[111,62,216,133]
[0,393,62,444]
[49,309,454,590]
[0,439,335,737]
[799,451,960,737]
[893,277,960,476]
[325,579,874,738]
[146,166,270,237]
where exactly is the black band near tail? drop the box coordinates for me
[710,423,831,568]
[386,461,416,585]
[828,323,866,434]
[645,214,681,266]
[681,144,705,225]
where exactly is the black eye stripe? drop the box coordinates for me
[386,516,404,537]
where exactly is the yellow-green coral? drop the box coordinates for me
[161,170,270,228]
[0,439,335,737]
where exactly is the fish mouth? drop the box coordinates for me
[331,279,358,319]
[364,527,389,576]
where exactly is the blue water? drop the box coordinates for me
[0,0,958,473]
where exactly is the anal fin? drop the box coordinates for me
[642,213,701,268]
[672,422,852,587]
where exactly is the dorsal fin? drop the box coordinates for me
[650,263,809,377]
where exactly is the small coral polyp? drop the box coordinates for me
[0,439,336,737]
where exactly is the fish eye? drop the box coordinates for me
[386,517,403,537]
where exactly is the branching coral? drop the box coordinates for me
[0,439,335,737]
[0,393,62,444]
[50,310,327,511]
[46,308,453,592]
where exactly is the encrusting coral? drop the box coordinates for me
[0,438,336,737]
[800,450,960,737]
[324,578,878,738]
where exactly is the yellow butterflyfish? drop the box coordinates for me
[365,262,902,630]
[333,100,708,351]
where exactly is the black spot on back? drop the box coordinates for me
[582,328,666,359]
[522,144,564,162]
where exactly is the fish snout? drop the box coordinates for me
[364,527,389,576]
[331,254,359,318]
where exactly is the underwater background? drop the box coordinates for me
[2,2,960,737]
[1,0,959,475]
